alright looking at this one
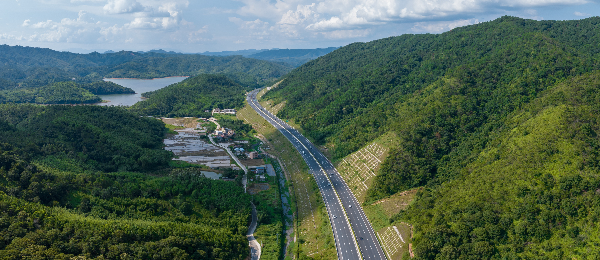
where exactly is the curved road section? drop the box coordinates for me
[247,89,386,260]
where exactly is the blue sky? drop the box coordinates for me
[1,0,598,53]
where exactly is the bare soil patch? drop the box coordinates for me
[248,183,271,195]
[241,159,266,167]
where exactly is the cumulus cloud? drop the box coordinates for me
[412,19,480,33]
[574,11,590,16]
[234,0,590,33]
[70,0,104,3]
[102,1,190,30]
[319,29,372,39]
[103,0,144,14]
[21,11,101,42]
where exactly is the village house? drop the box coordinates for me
[213,127,235,138]
[248,152,258,159]
[212,108,237,115]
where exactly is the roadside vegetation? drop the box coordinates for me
[238,88,337,260]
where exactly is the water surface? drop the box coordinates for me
[97,77,188,106]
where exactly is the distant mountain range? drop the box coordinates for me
[0,45,292,90]
[117,47,340,67]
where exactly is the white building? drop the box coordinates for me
[212,108,236,115]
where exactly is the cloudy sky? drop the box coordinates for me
[1,0,598,53]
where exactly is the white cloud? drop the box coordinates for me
[103,0,144,14]
[412,19,480,33]
[278,4,319,25]
[319,29,371,39]
[20,10,110,43]
[574,11,590,16]
[70,0,104,3]
[233,0,591,33]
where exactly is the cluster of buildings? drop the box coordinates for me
[249,166,267,182]
[214,127,235,138]
[233,147,263,160]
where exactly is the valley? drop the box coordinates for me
[1,15,600,260]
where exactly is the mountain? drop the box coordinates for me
[131,74,248,117]
[248,47,339,67]
[262,16,600,258]
[201,47,339,67]
[201,49,267,56]
[0,45,292,89]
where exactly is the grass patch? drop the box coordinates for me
[168,160,209,169]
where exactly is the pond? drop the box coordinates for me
[97,77,188,106]
[162,117,239,170]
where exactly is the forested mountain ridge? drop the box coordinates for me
[0,81,134,104]
[0,45,292,89]
[262,16,600,258]
[247,47,339,67]
[131,74,248,117]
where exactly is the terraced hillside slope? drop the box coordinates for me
[262,16,600,258]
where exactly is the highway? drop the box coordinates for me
[247,89,386,260]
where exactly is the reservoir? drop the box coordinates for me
[97,77,188,106]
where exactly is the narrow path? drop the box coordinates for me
[208,135,248,189]
[248,203,261,260]
[207,118,259,259]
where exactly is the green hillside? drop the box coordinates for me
[261,16,600,258]
[0,104,252,259]
[131,74,248,117]
[248,47,339,67]
[405,71,600,258]
[0,82,101,104]
[0,105,172,172]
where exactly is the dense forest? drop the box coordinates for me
[80,81,135,95]
[262,16,600,258]
[0,104,252,259]
[247,47,339,67]
[131,74,248,117]
[0,45,292,89]
[0,81,134,104]
[0,105,172,172]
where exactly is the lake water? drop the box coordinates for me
[97,77,188,106]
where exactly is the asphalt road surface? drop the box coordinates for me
[247,89,386,260]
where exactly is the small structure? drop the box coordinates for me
[212,108,237,115]
[255,166,266,174]
[213,127,235,138]
[257,175,266,182]
[234,147,245,155]
[248,152,258,159]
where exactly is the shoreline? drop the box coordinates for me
[103,76,190,80]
